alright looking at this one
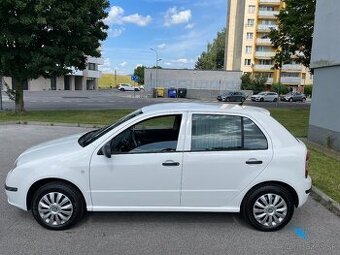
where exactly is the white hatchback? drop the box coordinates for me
[117,83,140,91]
[5,103,312,231]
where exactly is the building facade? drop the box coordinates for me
[3,56,103,91]
[309,0,340,151]
[224,0,312,91]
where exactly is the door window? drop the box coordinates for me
[109,115,182,154]
[191,114,267,151]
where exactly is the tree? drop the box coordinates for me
[133,66,145,85]
[240,73,267,94]
[0,0,109,112]
[195,28,225,70]
[269,0,316,69]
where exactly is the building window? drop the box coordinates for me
[244,59,252,66]
[88,63,96,70]
[256,46,271,52]
[246,32,253,40]
[259,59,273,65]
[248,5,256,14]
[245,46,252,54]
[247,19,255,27]
[259,6,275,11]
[282,73,300,78]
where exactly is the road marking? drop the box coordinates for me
[293,227,307,240]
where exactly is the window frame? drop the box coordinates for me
[186,113,269,152]
[101,113,185,155]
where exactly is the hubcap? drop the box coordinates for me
[253,193,287,228]
[38,192,73,226]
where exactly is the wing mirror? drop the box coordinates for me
[102,142,112,158]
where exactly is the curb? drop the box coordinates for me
[311,186,340,217]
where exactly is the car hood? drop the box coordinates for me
[251,94,263,98]
[16,133,85,166]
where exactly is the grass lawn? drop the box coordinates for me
[0,108,338,202]
[308,147,340,203]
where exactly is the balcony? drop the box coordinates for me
[258,10,280,18]
[259,0,281,5]
[281,64,302,71]
[86,56,104,65]
[265,78,274,84]
[255,51,276,58]
[280,77,301,84]
[253,64,274,71]
[257,24,278,32]
[256,38,272,45]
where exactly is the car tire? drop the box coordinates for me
[241,97,245,102]
[226,97,230,102]
[32,182,85,230]
[260,98,264,102]
[120,88,125,91]
[273,98,277,102]
[242,185,294,232]
[289,98,293,102]
[302,98,306,103]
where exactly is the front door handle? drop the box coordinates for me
[246,159,263,165]
[162,161,180,167]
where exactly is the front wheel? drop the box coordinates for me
[32,182,85,230]
[273,98,277,102]
[242,185,294,231]
[241,97,245,102]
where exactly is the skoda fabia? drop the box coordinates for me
[5,103,312,231]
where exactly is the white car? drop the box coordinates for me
[5,103,311,231]
[117,83,140,91]
[251,92,278,102]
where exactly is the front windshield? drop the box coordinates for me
[258,92,266,95]
[78,109,143,147]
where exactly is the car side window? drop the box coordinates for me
[243,117,268,150]
[191,114,268,151]
[191,114,242,151]
[109,115,182,154]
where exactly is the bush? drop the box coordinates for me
[304,85,313,97]
[272,83,290,95]
[240,73,267,94]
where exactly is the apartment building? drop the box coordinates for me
[224,0,312,91]
[3,56,103,91]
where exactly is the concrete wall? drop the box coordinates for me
[309,0,340,151]
[145,69,242,92]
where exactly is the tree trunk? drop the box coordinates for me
[14,78,25,112]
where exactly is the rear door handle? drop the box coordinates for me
[246,160,263,165]
[162,161,180,167]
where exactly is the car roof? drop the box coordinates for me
[142,103,270,116]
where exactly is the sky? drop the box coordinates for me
[100,0,227,74]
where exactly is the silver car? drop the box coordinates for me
[251,92,278,102]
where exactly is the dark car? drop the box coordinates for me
[217,91,246,102]
[280,92,306,102]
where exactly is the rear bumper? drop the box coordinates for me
[297,175,312,208]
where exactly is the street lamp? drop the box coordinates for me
[150,48,162,87]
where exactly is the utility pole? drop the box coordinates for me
[150,48,162,87]
[114,69,117,88]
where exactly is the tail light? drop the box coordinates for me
[305,151,309,178]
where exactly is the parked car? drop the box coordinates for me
[217,91,246,102]
[280,92,306,102]
[117,83,140,91]
[5,103,311,231]
[251,92,278,102]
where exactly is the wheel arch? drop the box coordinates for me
[240,181,299,210]
[26,178,86,211]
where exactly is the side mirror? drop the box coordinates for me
[102,143,112,158]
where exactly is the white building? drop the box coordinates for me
[3,56,103,91]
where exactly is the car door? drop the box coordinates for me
[181,113,273,207]
[89,114,185,208]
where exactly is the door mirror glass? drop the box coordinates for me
[102,142,112,158]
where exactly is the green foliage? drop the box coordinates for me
[133,66,145,85]
[304,84,313,97]
[195,28,225,70]
[240,73,266,94]
[0,0,109,111]
[269,0,316,69]
[271,83,290,95]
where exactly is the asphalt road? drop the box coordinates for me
[0,125,339,255]
[1,90,310,111]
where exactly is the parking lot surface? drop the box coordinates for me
[0,125,339,255]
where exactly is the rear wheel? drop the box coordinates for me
[241,97,245,102]
[226,97,230,102]
[273,98,277,102]
[302,98,306,103]
[32,182,85,230]
[289,98,293,102]
[242,185,294,231]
